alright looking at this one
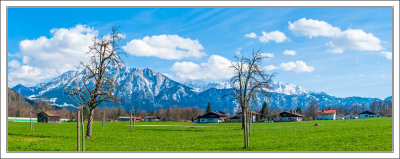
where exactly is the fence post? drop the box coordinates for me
[130,112,132,131]
[133,117,135,131]
[103,110,105,129]
[77,111,80,151]
[30,111,33,130]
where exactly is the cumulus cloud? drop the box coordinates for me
[122,35,206,60]
[8,60,20,68]
[289,18,340,38]
[327,29,383,54]
[380,51,392,60]
[264,65,278,71]
[9,24,96,86]
[283,50,296,56]
[259,31,288,43]
[264,61,314,73]
[171,55,233,80]
[289,18,383,54]
[245,32,257,38]
[260,52,274,58]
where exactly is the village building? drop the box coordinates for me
[316,109,337,120]
[267,111,304,122]
[344,114,358,119]
[336,114,344,120]
[359,111,380,119]
[37,111,61,123]
[143,116,160,122]
[118,116,143,122]
[233,111,261,122]
[194,112,224,123]
[227,115,241,122]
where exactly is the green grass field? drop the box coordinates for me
[8,117,392,151]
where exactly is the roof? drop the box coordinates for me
[143,116,159,119]
[316,110,336,115]
[360,111,378,115]
[38,111,61,117]
[229,115,241,119]
[235,111,260,115]
[280,111,304,117]
[197,112,222,119]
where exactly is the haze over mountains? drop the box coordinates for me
[11,66,391,114]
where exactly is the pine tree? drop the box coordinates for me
[206,102,212,113]
[260,101,269,118]
[296,107,302,114]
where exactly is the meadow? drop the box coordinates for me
[8,117,392,151]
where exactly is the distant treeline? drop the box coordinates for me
[8,88,392,121]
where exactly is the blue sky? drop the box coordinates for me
[7,8,392,99]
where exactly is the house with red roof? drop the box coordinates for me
[316,109,337,120]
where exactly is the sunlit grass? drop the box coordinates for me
[8,117,392,151]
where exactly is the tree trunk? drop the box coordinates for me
[77,111,80,151]
[241,110,245,129]
[243,109,248,148]
[86,108,95,137]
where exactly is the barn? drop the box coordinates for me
[37,111,61,123]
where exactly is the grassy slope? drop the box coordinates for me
[8,117,392,151]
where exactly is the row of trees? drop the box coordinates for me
[259,99,393,121]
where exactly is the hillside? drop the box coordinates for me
[11,66,389,114]
[7,88,34,117]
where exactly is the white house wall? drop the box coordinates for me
[316,113,336,120]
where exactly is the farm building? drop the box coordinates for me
[359,111,380,119]
[344,114,358,119]
[316,109,337,120]
[267,111,304,122]
[336,114,344,120]
[37,111,61,123]
[227,115,241,122]
[195,112,224,123]
[143,116,160,122]
[118,116,143,122]
[234,111,261,122]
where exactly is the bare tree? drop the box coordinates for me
[66,26,124,138]
[229,50,274,148]
[304,99,319,120]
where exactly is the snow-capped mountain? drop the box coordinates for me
[182,79,231,92]
[11,66,389,114]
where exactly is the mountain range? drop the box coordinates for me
[11,66,391,114]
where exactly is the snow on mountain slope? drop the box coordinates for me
[11,65,388,113]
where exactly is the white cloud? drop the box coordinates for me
[289,18,340,38]
[260,52,274,58]
[380,51,392,60]
[328,29,383,53]
[122,35,206,60]
[259,31,288,43]
[289,18,383,54]
[264,65,278,71]
[171,55,233,80]
[8,60,20,68]
[283,50,296,56]
[235,48,242,55]
[9,24,96,86]
[245,32,257,38]
[265,61,314,73]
